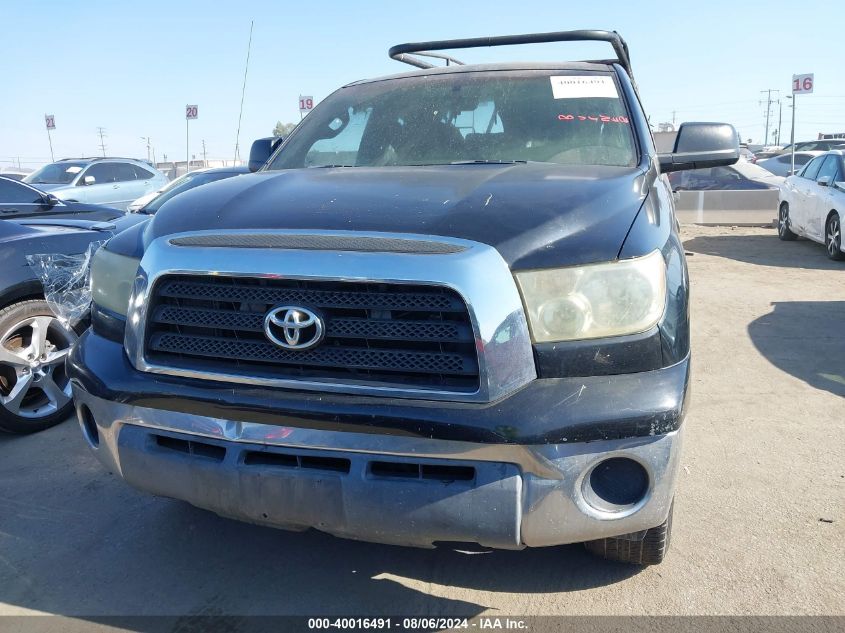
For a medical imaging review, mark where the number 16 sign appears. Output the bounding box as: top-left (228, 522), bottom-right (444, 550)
top-left (792, 74), bottom-right (814, 94)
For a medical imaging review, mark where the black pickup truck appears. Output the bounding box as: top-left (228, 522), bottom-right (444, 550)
top-left (68, 31), bottom-right (738, 564)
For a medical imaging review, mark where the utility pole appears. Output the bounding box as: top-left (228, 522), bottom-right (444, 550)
top-left (671, 110), bottom-right (676, 127)
top-left (776, 100), bottom-right (783, 145)
top-left (96, 127), bottom-right (107, 156)
top-left (202, 139), bottom-right (207, 167)
top-left (786, 95), bottom-right (795, 175)
top-left (759, 89), bottom-right (779, 146)
top-left (140, 136), bottom-right (152, 162)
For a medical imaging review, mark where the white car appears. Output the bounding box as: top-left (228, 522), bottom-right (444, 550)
top-left (757, 150), bottom-right (824, 177)
top-left (778, 150), bottom-right (845, 260)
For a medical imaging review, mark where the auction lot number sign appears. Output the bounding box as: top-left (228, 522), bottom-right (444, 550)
top-left (792, 74), bottom-right (814, 94)
top-left (299, 95), bottom-right (314, 114)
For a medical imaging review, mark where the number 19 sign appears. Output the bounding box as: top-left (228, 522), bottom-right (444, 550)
top-left (299, 95), bottom-right (314, 114)
top-left (792, 74), bottom-right (814, 94)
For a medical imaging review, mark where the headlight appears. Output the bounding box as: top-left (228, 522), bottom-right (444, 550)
top-left (515, 250), bottom-right (667, 342)
top-left (90, 247), bottom-right (141, 317)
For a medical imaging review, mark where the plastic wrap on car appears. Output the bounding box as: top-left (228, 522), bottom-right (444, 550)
top-left (26, 241), bottom-right (105, 327)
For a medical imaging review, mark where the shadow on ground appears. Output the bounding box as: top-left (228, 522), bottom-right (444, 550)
top-left (748, 301), bottom-right (845, 398)
top-left (683, 233), bottom-right (844, 270)
top-left (0, 422), bottom-right (640, 626)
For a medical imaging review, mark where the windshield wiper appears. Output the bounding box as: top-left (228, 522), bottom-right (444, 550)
top-left (310, 164), bottom-right (355, 168)
top-left (449, 160), bottom-right (527, 165)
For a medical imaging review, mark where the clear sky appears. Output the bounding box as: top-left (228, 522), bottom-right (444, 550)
top-left (2, 0), bottom-right (842, 169)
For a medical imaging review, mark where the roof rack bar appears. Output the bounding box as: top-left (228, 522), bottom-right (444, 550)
top-left (392, 51), bottom-right (466, 70)
top-left (389, 29), bottom-right (633, 79)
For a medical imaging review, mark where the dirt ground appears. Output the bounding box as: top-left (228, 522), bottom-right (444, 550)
top-left (0, 225), bottom-right (843, 623)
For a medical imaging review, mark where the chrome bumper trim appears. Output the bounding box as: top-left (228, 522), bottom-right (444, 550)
top-left (74, 389), bottom-right (682, 549)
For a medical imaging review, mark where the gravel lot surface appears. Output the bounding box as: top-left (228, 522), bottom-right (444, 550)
top-left (1, 225), bottom-right (842, 623)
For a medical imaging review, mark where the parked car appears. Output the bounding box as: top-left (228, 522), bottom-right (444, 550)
top-left (774, 140), bottom-right (845, 156)
top-left (0, 214), bottom-right (148, 434)
top-left (668, 161), bottom-right (783, 191)
top-left (127, 166), bottom-right (250, 213)
top-left (739, 145), bottom-right (756, 163)
top-left (756, 151), bottom-right (824, 177)
top-left (1, 176), bottom-right (123, 221)
top-left (23, 158), bottom-right (168, 211)
top-left (752, 146), bottom-right (784, 160)
top-left (69, 30), bottom-right (739, 565)
top-left (778, 150), bottom-right (845, 260)
top-left (668, 161), bottom-right (783, 224)
top-left (0, 169), bottom-right (31, 181)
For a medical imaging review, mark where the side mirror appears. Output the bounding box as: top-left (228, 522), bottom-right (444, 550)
top-left (249, 137), bottom-right (281, 172)
top-left (83, 175), bottom-right (96, 186)
top-left (818, 176), bottom-right (831, 187)
top-left (658, 122), bottom-right (740, 173)
top-left (41, 193), bottom-right (60, 208)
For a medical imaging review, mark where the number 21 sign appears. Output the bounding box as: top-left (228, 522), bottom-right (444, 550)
top-left (792, 74), bottom-right (814, 94)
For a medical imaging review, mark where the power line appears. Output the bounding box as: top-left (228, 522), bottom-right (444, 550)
top-left (233, 20), bottom-right (254, 163)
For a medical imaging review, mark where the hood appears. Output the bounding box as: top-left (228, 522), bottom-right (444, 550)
top-left (146, 163), bottom-right (650, 269)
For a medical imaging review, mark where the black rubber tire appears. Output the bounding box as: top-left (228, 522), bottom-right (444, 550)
top-left (0, 300), bottom-right (77, 434)
top-left (583, 502), bottom-right (674, 565)
top-left (825, 212), bottom-right (845, 261)
top-left (778, 203), bottom-right (798, 241)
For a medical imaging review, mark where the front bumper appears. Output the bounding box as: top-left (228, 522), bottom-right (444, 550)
top-left (69, 332), bottom-right (687, 549)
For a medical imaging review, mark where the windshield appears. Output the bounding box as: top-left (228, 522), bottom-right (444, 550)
top-left (267, 70), bottom-right (637, 170)
top-left (142, 171), bottom-right (240, 213)
top-left (24, 162), bottom-right (87, 184)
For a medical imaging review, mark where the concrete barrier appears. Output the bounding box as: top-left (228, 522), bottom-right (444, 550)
top-left (674, 190), bottom-right (779, 225)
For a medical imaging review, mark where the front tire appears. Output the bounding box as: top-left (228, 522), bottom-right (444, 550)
top-left (583, 502), bottom-right (674, 565)
top-left (0, 300), bottom-right (78, 434)
top-left (778, 203), bottom-right (797, 241)
top-left (826, 213), bottom-right (845, 261)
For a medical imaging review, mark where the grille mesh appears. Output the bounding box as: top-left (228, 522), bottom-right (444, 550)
top-left (145, 275), bottom-right (479, 390)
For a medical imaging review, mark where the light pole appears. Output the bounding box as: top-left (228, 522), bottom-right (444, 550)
top-left (786, 96), bottom-right (795, 175)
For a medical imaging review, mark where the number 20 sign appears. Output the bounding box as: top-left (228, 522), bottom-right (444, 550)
top-left (185, 105), bottom-right (198, 119)
top-left (792, 74), bottom-right (814, 94)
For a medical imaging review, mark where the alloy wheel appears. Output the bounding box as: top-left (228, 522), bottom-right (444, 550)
top-left (0, 316), bottom-right (76, 420)
top-left (827, 215), bottom-right (842, 257)
top-left (778, 205), bottom-right (791, 238)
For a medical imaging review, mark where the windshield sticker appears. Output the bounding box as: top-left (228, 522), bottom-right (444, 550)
top-left (550, 75), bottom-right (618, 99)
top-left (558, 114), bottom-right (629, 123)
top-left (65, 166), bottom-right (83, 174)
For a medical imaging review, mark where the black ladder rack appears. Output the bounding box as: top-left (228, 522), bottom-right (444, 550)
top-left (389, 29), bottom-right (633, 79)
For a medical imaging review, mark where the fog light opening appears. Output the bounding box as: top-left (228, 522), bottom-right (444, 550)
top-left (584, 457), bottom-right (649, 513)
top-left (79, 405), bottom-right (100, 448)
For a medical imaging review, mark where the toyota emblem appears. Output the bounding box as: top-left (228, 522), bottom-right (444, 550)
top-left (263, 306), bottom-right (325, 350)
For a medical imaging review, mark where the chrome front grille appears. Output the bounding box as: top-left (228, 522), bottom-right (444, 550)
top-left (145, 275), bottom-right (480, 391)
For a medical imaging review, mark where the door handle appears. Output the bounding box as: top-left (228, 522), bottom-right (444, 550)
top-left (113, 185), bottom-right (119, 189)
